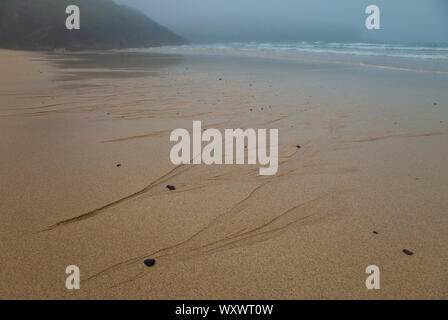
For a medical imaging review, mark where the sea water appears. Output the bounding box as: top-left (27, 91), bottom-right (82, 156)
top-left (142, 42), bottom-right (448, 73)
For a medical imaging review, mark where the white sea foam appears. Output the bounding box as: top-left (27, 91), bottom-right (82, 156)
top-left (145, 42), bottom-right (448, 61)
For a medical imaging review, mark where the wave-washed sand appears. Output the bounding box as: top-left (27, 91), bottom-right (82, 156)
top-left (0, 49), bottom-right (447, 299)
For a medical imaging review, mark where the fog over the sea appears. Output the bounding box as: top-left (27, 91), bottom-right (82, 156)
top-left (115, 0), bottom-right (448, 44)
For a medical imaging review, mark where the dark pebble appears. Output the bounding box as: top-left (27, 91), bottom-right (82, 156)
top-left (143, 259), bottom-right (156, 267)
top-left (373, 231), bottom-right (378, 235)
top-left (296, 145), bottom-right (302, 149)
top-left (434, 102), bottom-right (438, 106)
top-left (166, 185), bottom-right (176, 191)
top-left (116, 164), bottom-right (121, 167)
top-left (218, 78), bottom-right (222, 81)
top-left (403, 249), bottom-right (414, 256)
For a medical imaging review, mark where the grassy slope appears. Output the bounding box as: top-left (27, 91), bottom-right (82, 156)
top-left (0, 0), bottom-right (184, 50)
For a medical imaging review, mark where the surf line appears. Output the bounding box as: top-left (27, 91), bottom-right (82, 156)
top-left (170, 121), bottom-right (278, 175)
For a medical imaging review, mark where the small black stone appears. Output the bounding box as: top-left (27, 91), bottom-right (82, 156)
top-left (143, 259), bottom-right (156, 267)
top-left (166, 185), bottom-right (176, 191)
top-left (403, 249), bottom-right (414, 256)
top-left (116, 164), bottom-right (121, 167)
top-left (296, 145), bottom-right (302, 149)
top-left (434, 102), bottom-right (438, 106)
top-left (218, 78), bottom-right (222, 81)
top-left (373, 231), bottom-right (378, 235)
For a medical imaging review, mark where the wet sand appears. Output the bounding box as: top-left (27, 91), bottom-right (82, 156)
top-left (0, 49), bottom-right (447, 299)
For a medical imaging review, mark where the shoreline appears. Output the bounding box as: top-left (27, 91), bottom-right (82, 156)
top-left (0, 49), bottom-right (447, 299)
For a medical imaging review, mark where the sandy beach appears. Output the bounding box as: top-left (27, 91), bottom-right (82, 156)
top-left (0, 48), bottom-right (447, 299)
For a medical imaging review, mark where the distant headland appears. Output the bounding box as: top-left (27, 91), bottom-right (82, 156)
top-left (0, 0), bottom-right (185, 51)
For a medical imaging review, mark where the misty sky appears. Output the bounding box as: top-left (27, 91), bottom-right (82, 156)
top-left (115, 0), bottom-right (448, 44)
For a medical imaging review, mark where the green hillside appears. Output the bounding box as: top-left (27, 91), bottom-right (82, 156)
top-left (0, 0), bottom-right (185, 50)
